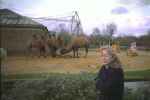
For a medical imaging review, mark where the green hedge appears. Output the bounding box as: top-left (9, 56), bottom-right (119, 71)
top-left (2, 73), bottom-right (96, 100)
top-left (2, 73), bottom-right (150, 100)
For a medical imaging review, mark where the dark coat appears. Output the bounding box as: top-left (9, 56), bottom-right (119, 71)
top-left (95, 65), bottom-right (124, 100)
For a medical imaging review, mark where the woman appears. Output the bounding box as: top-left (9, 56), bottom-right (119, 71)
top-left (95, 47), bottom-right (124, 100)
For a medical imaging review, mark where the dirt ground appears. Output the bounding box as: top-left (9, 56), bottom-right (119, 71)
top-left (1, 50), bottom-right (150, 74)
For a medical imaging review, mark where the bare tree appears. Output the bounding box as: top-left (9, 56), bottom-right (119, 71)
top-left (106, 23), bottom-right (117, 37)
top-left (91, 27), bottom-right (103, 47)
top-left (106, 23), bottom-right (117, 46)
top-left (92, 27), bottom-right (101, 35)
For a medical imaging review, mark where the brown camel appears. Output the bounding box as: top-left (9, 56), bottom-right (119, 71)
top-left (46, 34), bottom-right (61, 57)
top-left (27, 34), bottom-right (47, 57)
top-left (60, 35), bottom-right (89, 58)
top-left (46, 33), bottom-right (89, 58)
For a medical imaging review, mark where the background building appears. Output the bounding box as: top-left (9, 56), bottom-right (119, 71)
top-left (0, 9), bottom-right (49, 55)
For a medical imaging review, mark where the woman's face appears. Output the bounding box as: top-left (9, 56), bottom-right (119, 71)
top-left (100, 49), bottom-right (112, 65)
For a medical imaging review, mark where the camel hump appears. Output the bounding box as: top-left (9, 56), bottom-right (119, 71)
top-left (47, 37), bottom-right (57, 46)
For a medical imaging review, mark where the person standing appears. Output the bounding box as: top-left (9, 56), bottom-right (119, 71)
top-left (95, 47), bottom-right (124, 100)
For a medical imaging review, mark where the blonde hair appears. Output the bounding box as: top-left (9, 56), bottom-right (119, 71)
top-left (99, 47), bottom-right (122, 68)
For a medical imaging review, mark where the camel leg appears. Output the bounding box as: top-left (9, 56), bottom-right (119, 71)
top-left (51, 46), bottom-right (57, 57)
top-left (73, 49), bottom-right (75, 58)
top-left (77, 48), bottom-right (79, 58)
top-left (84, 46), bottom-right (88, 58)
top-left (42, 47), bottom-right (47, 58)
top-left (41, 50), bottom-right (46, 58)
top-left (72, 47), bottom-right (77, 58)
top-left (38, 48), bottom-right (42, 58)
top-left (30, 48), bottom-right (34, 58)
top-left (43, 51), bottom-right (47, 58)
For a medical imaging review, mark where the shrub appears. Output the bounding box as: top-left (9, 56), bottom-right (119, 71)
top-left (2, 73), bottom-right (150, 100)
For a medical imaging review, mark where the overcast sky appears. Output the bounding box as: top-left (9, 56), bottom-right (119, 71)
top-left (0, 0), bottom-right (150, 36)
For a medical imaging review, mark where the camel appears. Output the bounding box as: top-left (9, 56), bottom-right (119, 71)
top-left (39, 34), bottom-right (89, 58)
top-left (47, 34), bottom-right (61, 57)
top-left (27, 34), bottom-right (47, 57)
top-left (60, 35), bottom-right (89, 58)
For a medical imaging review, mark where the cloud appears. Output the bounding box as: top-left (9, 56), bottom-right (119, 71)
top-left (118, 0), bottom-right (150, 6)
top-left (111, 6), bottom-right (128, 14)
top-left (117, 16), bottom-right (150, 36)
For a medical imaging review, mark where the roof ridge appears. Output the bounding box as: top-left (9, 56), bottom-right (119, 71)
top-left (0, 9), bottom-right (44, 27)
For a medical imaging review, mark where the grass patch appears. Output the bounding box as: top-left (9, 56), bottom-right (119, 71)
top-left (2, 69), bottom-right (150, 81)
top-left (125, 69), bottom-right (150, 81)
